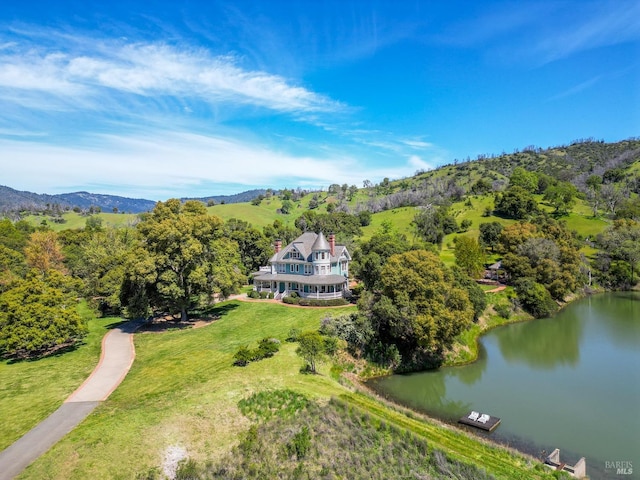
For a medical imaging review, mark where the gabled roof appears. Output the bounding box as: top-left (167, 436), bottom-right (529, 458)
top-left (269, 232), bottom-right (349, 263)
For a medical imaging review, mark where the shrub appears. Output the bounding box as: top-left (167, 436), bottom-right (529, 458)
top-left (233, 346), bottom-right (253, 366)
top-left (267, 292), bottom-right (274, 299)
top-left (297, 298), bottom-right (348, 307)
top-left (282, 296), bottom-right (300, 305)
top-left (289, 291), bottom-right (299, 298)
top-left (286, 328), bottom-right (301, 342)
top-left (285, 426), bottom-right (311, 460)
top-left (514, 277), bottom-right (558, 318)
top-left (234, 338), bottom-right (280, 366)
top-left (255, 338), bottom-right (280, 359)
top-left (259, 291), bottom-right (269, 299)
top-left (247, 290), bottom-right (260, 299)
top-left (494, 303), bottom-right (512, 319)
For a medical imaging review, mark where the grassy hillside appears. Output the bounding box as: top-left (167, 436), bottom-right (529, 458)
top-left (18, 301), bottom-right (548, 479)
top-left (22, 212), bottom-right (138, 231)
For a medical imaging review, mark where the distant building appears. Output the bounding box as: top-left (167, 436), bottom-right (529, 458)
top-left (252, 232), bottom-right (350, 300)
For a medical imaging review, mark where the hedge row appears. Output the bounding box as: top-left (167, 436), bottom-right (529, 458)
top-left (282, 296), bottom-right (348, 307)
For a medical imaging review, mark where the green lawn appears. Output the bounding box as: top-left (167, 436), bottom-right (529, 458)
top-left (207, 201), bottom-right (296, 228)
top-left (0, 304), bottom-right (118, 450)
top-left (19, 300), bottom-right (546, 479)
top-left (23, 212), bottom-right (139, 231)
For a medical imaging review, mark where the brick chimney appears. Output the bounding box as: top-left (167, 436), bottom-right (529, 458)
top-left (328, 233), bottom-right (335, 256)
top-left (274, 239), bottom-right (282, 253)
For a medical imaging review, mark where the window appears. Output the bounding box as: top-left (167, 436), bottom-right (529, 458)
top-left (304, 265), bottom-right (312, 275)
top-left (321, 266), bottom-right (326, 274)
top-left (277, 264), bottom-right (285, 273)
top-left (290, 250), bottom-right (300, 259)
top-left (321, 252), bottom-right (325, 259)
top-left (315, 266), bottom-right (319, 274)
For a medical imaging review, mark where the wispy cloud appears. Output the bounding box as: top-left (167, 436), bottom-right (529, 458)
top-left (438, 1), bottom-right (640, 65)
top-left (548, 75), bottom-right (603, 102)
top-left (0, 131), bottom-right (425, 198)
top-left (0, 32), bottom-right (342, 115)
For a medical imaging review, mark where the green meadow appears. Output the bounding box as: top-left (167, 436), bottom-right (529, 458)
top-left (16, 300), bottom-right (549, 479)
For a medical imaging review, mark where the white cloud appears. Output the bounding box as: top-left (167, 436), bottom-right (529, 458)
top-left (0, 131), bottom-right (424, 199)
top-left (0, 37), bottom-right (341, 114)
top-left (408, 155), bottom-right (433, 171)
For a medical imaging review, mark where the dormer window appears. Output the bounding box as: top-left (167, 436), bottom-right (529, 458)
top-left (290, 249), bottom-right (300, 259)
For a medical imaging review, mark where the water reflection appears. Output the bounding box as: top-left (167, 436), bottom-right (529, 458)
top-left (495, 312), bottom-right (583, 369)
top-left (368, 293), bottom-right (640, 480)
top-left (589, 292), bottom-right (640, 348)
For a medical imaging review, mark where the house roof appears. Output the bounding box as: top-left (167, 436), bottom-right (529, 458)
top-left (311, 231), bottom-right (330, 251)
top-left (253, 273), bottom-right (347, 286)
top-left (269, 232), bottom-right (350, 263)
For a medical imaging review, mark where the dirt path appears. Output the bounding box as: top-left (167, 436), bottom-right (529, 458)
top-left (0, 320), bottom-right (142, 480)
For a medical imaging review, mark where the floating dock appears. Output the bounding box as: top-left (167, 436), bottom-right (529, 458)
top-left (458, 411), bottom-right (501, 432)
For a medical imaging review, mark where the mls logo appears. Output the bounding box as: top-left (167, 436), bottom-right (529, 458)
top-left (605, 460), bottom-right (633, 475)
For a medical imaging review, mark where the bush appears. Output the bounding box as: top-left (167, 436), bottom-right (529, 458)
top-left (259, 291), bottom-right (269, 299)
top-left (282, 296), bottom-right (300, 305)
top-left (268, 292), bottom-right (274, 299)
top-left (247, 290), bottom-right (260, 299)
top-left (289, 291), bottom-right (299, 298)
top-left (514, 277), bottom-right (558, 318)
top-left (233, 346), bottom-right (253, 366)
top-left (297, 298), bottom-right (348, 307)
top-left (234, 338), bottom-right (281, 366)
top-left (494, 303), bottom-right (512, 319)
top-left (285, 426), bottom-right (311, 460)
top-left (286, 328), bottom-right (301, 342)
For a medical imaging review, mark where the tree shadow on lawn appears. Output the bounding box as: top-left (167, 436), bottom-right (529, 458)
top-left (137, 303), bottom-right (239, 334)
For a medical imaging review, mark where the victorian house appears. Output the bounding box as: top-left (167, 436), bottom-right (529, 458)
top-left (252, 232), bottom-right (350, 300)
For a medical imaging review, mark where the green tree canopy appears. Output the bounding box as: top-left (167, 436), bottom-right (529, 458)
top-left (296, 330), bottom-right (325, 373)
top-left (0, 270), bottom-right (85, 359)
top-left (494, 186), bottom-right (538, 219)
top-left (361, 250), bottom-right (473, 370)
top-left (454, 236), bottom-right (486, 279)
top-left (509, 167), bottom-right (538, 193)
top-left (132, 199), bottom-right (244, 321)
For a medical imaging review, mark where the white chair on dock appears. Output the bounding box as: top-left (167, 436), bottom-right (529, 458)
top-left (478, 414), bottom-right (490, 424)
top-left (468, 411), bottom-right (480, 421)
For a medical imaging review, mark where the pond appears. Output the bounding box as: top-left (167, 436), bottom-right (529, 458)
top-left (368, 292), bottom-right (640, 479)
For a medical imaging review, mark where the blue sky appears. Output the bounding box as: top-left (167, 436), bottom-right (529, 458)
top-left (1, 1), bottom-right (638, 200)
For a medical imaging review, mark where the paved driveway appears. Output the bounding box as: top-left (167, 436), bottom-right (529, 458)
top-left (0, 320), bottom-right (141, 480)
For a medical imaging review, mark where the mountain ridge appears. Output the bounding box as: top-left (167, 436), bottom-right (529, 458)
top-left (0, 186), bottom-right (267, 214)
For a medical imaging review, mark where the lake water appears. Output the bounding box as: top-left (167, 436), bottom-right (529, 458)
top-left (368, 292), bottom-right (640, 479)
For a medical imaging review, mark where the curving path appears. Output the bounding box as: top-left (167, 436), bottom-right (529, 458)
top-left (0, 320), bottom-right (142, 480)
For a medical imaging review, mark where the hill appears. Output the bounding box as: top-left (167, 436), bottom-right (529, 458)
top-left (0, 186), bottom-right (268, 215)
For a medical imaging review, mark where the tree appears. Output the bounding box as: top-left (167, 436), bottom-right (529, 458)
top-left (0, 270), bottom-right (86, 358)
top-left (413, 205), bottom-right (457, 247)
top-left (509, 167), bottom-right (538, 193)
top-left (133, 199), bottom-right (244, 321)
top-left (296, 330), bottom-right (325, 373)
top-left (454, 236), bottom-right (486, 278)
top-left (597, 220), bottom-right (640, 287)
top-left (24, 230), bottom-right (66, 275)
top-left (478, 222), bottom-right (503, 252)
top-left (514, 277), bottom-right (558, 318)
top-left (494, 186), bottom-right (538, 219)
top-left (543, 182), bottom-right (577, 215)
top-left (361, 250), bottom-right (473, 370)
top-left (280, 199), bottom-right (293, 214)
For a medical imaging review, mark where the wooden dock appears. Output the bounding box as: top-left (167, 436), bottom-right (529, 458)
top-left (458, 411), bottom-right (501, 432)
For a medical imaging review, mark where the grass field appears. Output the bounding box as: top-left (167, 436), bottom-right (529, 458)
top-left (23, 212), bottom-right (139, 231)
top-left (0, 304), bottom-right (118, 451)
top-left (17, 300), bottom-right (548, 479)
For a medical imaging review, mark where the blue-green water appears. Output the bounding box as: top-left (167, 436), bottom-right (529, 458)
top-left (368, 292), bottom-right (640, 479)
